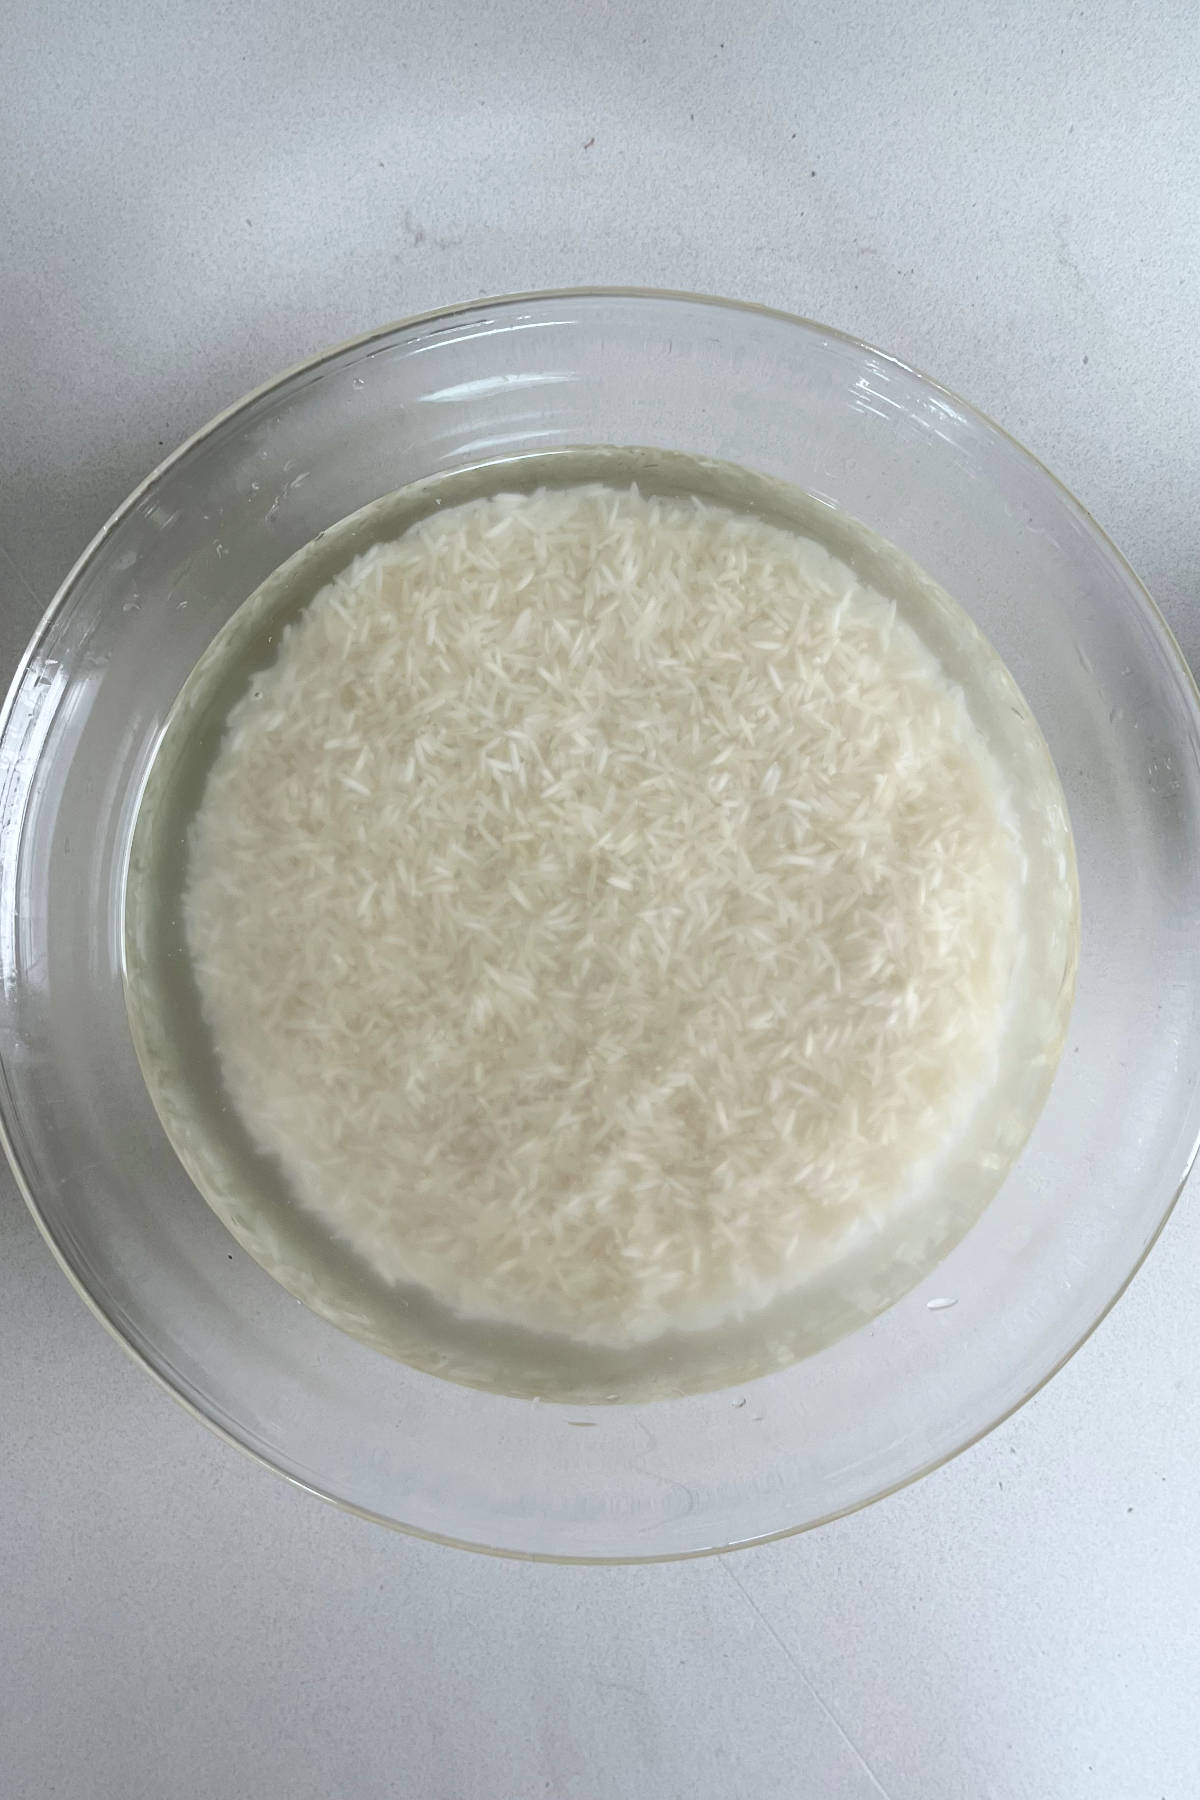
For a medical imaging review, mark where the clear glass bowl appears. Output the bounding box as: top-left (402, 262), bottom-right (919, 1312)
top-left (3, 289), bottom-right (1200, 1561)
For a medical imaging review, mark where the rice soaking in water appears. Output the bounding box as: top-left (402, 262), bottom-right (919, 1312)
top-left (125, 449), bottom-right (1078, 1401)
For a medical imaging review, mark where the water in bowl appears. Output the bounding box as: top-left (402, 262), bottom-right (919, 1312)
top-left (124, 447), bottom-right (1077, 1402)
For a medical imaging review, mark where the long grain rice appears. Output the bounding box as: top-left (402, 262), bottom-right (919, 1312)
top-left (184, 484), bottom-right (1022, 1345)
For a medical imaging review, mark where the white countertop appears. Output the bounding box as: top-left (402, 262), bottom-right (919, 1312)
top-left (3, 3), bottom-right (1199, 1794)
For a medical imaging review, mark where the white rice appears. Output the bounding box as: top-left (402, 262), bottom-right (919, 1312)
top-left (184, 483), bottom-right (1023, 1346)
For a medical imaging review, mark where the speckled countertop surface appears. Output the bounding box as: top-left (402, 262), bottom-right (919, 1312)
top-left (3, 3), bottom-right (1199, 1795)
